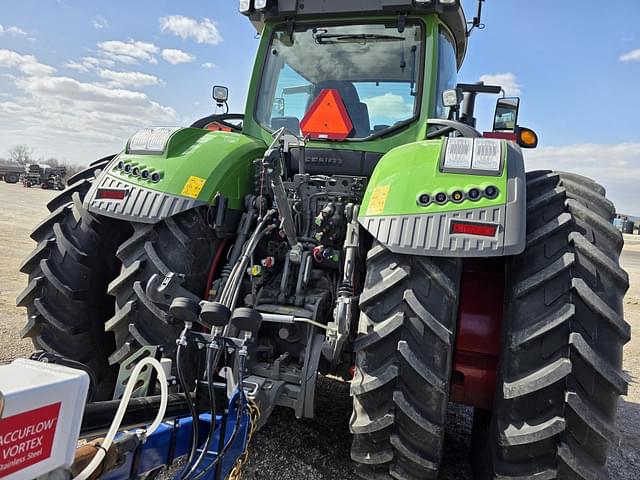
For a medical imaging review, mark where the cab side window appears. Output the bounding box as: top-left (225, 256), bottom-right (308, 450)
top-left (435, 28), bottom-right (458, 119)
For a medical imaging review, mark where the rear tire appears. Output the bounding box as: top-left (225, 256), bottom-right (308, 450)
top-left (479, 171), bottom-right (630, 479)
top-left (106, 209), bottom-right (218, 376)
top-left (5, 174), bottom-right (19, 184)
top-left (350, 243), bottom-right (462, 480)
top-left (17, 156), bottom-right (129, 400)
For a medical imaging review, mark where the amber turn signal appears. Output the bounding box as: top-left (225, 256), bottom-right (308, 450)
top-left (517, 128), bottom-right (538, 149)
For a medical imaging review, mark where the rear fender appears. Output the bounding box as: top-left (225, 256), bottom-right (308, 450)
top-left (358, 138), bottom-right (526, 257)
top-left (85, 128), bottom-right (266, 224)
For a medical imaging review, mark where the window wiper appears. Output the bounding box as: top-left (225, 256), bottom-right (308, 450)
top-left (314, 33), bottom-right (405, 45)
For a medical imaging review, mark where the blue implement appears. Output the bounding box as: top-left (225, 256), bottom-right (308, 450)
top-left (101, 391), bottom-right (249, 480)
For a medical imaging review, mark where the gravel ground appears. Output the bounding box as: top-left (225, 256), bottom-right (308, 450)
top-left (1, 181), bottom-right (639, 479)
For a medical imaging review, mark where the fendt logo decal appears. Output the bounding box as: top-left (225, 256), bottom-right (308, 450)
top-left (305, 156), bottom-right (344, 167)
top-left (0, 402), bottom-right (60, 478)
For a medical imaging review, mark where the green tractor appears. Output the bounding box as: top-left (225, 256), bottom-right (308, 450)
top-left (18, 1), bottom-right (629, 478)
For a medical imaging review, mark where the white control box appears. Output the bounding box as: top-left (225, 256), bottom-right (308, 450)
top-left (0, 359), bottom-right (89, 480)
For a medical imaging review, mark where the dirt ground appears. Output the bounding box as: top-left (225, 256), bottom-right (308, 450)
top-left (0, 181), bottom-right (638, 479)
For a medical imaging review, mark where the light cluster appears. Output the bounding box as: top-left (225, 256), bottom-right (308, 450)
top-left (417, 185), bottom-right (499, 207)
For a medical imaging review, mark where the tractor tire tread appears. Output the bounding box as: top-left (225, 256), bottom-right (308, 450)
top-left (17, 158), bottom-right (125, 399)
top-left (108, 209), bottom-right (217, 378)
top-left (484, 170), bottom-right (627, 479)
top-left (350, 244), bottom-right (461, 480)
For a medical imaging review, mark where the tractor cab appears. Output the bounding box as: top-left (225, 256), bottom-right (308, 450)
top-left (254, 22), bottom-right (424, 140)
top-left (233, 0), bottom-right (469, 173)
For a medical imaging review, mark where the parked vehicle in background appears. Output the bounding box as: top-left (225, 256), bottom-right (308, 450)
top-left (21, 163), bottom-right (67, 190)
top-left (0, 162), bottom-right (25, 184)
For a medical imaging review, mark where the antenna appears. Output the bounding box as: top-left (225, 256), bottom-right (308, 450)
top-left (466, 0), bottom-right (486, 37)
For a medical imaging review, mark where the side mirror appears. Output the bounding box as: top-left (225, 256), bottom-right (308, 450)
top-left (493, 97), bottom-right (520, 132)
top-left (212, 85), bottom-right (229, 106)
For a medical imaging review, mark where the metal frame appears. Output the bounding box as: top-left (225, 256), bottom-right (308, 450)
top-left (450, 258), bottom-right (504, 410)
top-left (100, 396), bottom-right (249, 480)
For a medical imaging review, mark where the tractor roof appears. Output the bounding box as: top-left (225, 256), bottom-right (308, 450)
top-left (245, 0), bottom-right (468, 68)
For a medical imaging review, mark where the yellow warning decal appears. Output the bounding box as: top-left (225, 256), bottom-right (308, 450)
top-left (368, 185), bottom-right (390, 215)
top-left (181, 176), bottom-right (206, 199)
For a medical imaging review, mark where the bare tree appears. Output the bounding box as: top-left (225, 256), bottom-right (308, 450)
top-left (7, 145), bottom-right (34, 166)
top-left (45, 157), bottom-right (61, 168)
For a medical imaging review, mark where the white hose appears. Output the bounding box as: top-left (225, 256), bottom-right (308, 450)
top-left (73, 357), bottom-right (169, 480)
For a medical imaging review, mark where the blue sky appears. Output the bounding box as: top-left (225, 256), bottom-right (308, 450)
top-left (1, 0), bottom-right (639, 212)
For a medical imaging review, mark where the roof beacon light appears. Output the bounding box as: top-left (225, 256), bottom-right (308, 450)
top-left (472, 138), bottom-right (502, 172)
top-left (443, 138), bottom-right (473, 170)
top-left (128, 127), bottom-right (180, 155)
top-left (239, 0), bottom-right (252, 13)
top-left (254, 0), bottom-right (268, 9)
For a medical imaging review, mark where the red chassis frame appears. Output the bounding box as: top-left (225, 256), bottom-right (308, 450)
top-left (450, 258), bottom-right (505, 410)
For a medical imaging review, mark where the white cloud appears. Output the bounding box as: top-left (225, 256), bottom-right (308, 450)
top-left (0, 49), bottom-right (177, 165)
top-left (202, 62), bottom-right (216, 69)
top-left (93, 16), bottom-right (108, 30)
top-left (479, 72), bottom-right (522, 96)
top-left (0, 49), bottom-right (56, 76)
top-left (620, 49), bottom-right (640, 62)
top-left (363, 93), bottom-right (413, 122)
top-left (159, 15), bottom-right (223, 45)
top-left (65, 56), bottom-right (115, 73)
top-left (161, 48), bottom-right (195, 65)
top-left (526, 143), bottom-right (640, 214)
top-left (98, 69), bottom-right (163, 88)
top-left (97, 40), bottom-right (159, 65)
top-left (0, 24), bottom-right (28, 37)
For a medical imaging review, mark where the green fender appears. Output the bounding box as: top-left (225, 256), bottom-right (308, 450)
top-left (358, 138), bottom-right (526, 257)
top-left (85, 128), bottom-right (267, 223)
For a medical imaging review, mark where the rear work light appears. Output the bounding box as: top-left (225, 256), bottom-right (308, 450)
top-left (127, 127), bottom-right (180, 155)
top-left (95, 188), bottom-right (128, 200)
top-left (441, 138), bottom-right (503, 175)
top-left (451, 220), bottom-right (498, 237)
top-left (443, 138), bottom-right (473, 169)
top-left (472, 139), bottom-right (501, 172)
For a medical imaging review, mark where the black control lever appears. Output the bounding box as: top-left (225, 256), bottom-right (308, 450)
top-left (230, 308), bottom-right (263, 337)
top-left (263, 128), bottom-right (304, 262)
top-left (146, 272), bottom-right (201, 307)
top-left (169, 297), bottom-right (201, 324)
top-left (199, 301), bottom-right (231, 330)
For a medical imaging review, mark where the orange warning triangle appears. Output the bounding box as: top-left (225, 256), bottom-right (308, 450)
top-left (300, 89), bottom-right (353, 140)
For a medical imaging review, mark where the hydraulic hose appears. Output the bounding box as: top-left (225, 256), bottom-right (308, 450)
top-left (191, 349), bottom-right (248, 480)
top-left (72, 357), bottom-right (168, 480)
top-left (220, 211), bottom-right (275, 309)
top-left (227, 230), bottom-right (269, 310)
top-left (177, 340), bottom-right (201, 480)
top-left (181, 346), bottom-right (222, 480)
top-left (191, 394), bottom-right (244, 480)
top-left (204, 239), bottom-right (229, 300)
